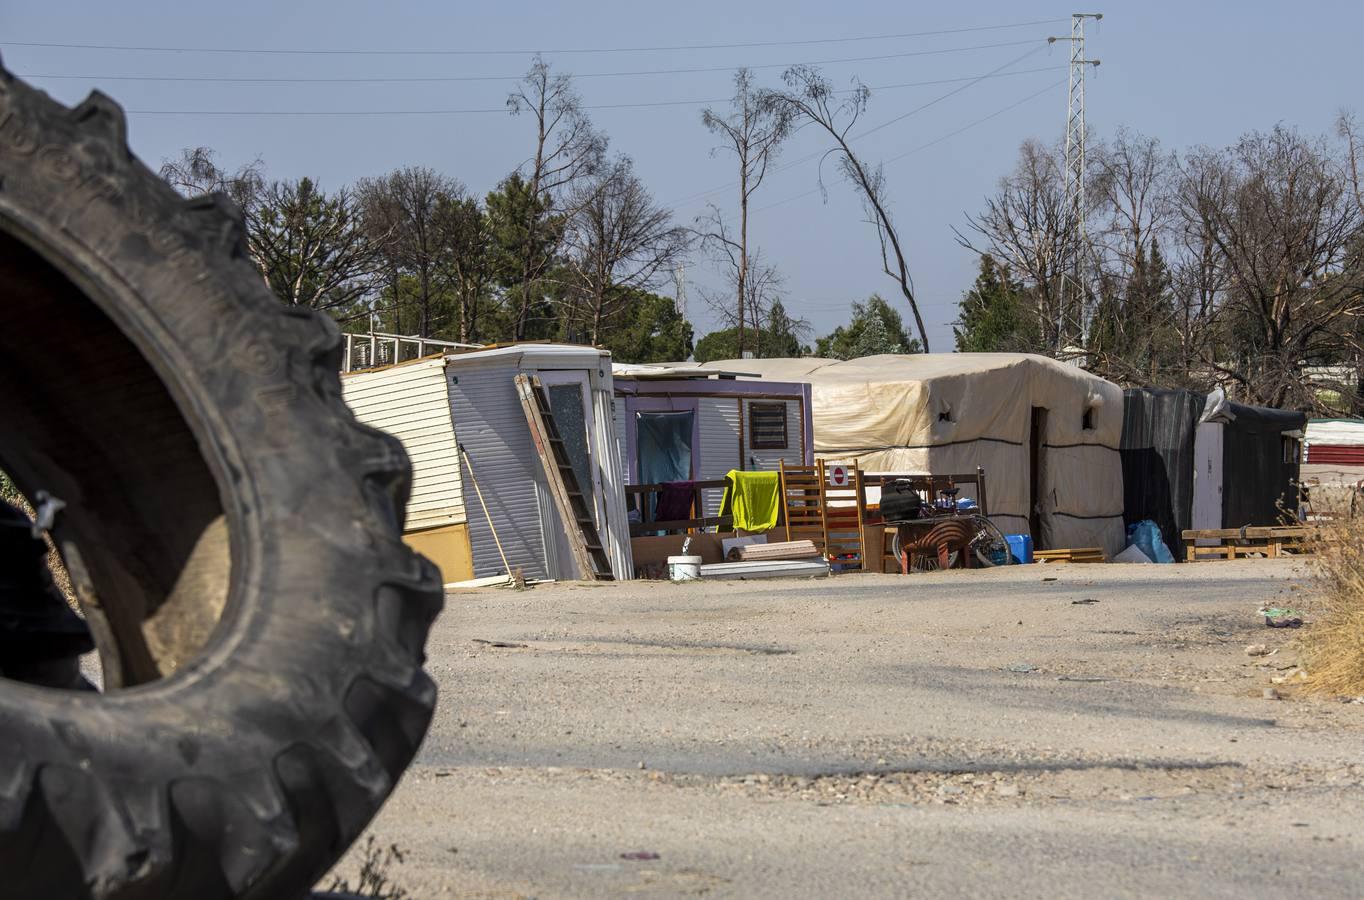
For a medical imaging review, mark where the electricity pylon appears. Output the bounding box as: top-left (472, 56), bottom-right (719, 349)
top-left (1049, 13), bottom-right (1102, 353)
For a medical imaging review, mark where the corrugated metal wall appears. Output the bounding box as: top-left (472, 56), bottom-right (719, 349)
top-left (341, 358), bottom-right (465, 530)
top-left (612, 396), bottom-right (629, 489)
top-left (696, 398), bottom-right (740, 515)
top-left (447, 360), bottom-right (551, 580)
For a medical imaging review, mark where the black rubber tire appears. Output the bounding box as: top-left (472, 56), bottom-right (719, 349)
top-left (0, 66), bottom-right (443, 898)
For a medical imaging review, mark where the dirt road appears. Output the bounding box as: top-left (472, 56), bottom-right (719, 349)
top-left (326, 561), bottom-right (1364, 898)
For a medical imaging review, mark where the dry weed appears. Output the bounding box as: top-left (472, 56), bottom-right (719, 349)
top-left (1301, 506), bottom-right (1364, 697)
top-left (323, 835), bottom-right (410, 899)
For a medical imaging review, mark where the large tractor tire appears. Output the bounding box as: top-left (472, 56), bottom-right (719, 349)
top-left (0, 65), bottom-right (444, 897)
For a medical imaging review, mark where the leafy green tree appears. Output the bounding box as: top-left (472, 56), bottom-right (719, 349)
top-left (815, 294), bottom-right (921, 359)
top-left (694, 300), bottom-right (808, 361)
top-left (1088, 238), bottom-right (1179, 381)
top-left (434, 193), bottom-right (496, 342)
top-left (486, 174), bottom-right (564, 341)
top-left (597, 289), bottom-right (693, 363)
top-left (953, 255), bottom-right (1042, 352)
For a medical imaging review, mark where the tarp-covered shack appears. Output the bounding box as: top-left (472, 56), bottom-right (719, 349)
top-left (697, 354), bottom-right (1126, 556)
top-left (1122, 387), bottom-right (1306, 553)
top-left (1191, 389), bottom-right (1306, 533)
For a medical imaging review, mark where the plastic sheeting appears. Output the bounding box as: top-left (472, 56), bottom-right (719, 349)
top-left (696, 354), bottom-right (1126, 556)
top-left (1120, 388), bottom-right (1202, 559)
top-left (1201, 394), bottom-right (1306, 528)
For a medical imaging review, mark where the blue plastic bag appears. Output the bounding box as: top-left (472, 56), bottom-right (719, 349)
top-left (1126, 519), bottom-right (1174, 564)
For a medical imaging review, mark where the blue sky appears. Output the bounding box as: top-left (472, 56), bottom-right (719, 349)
top-left (4, 1), bottom-right (1361, 350)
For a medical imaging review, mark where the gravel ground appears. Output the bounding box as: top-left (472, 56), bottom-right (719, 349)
top-left (324, 561), bottom-right (1364, 898)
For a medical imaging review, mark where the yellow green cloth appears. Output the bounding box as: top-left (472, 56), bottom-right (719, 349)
top-left (720, 470), bottom-right (781, 533)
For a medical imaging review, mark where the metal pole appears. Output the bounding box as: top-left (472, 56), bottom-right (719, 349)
top-left (459, 443), bottom-right (512, 576)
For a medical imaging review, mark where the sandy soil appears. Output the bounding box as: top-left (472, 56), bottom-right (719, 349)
top-left (325, 561), bottom-right (1364, 898)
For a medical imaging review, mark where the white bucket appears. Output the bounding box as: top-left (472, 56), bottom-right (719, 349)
top-left (667, 555), bottom-right (703, 582)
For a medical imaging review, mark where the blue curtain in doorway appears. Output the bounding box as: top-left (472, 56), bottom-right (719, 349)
top-left (637, 411), bottom-right (694, 518)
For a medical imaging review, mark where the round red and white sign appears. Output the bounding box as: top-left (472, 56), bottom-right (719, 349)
top-left (828, 464), bottom-right (849, 487)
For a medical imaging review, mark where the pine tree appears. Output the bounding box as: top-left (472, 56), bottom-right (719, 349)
top-left (953, 256), bottom-right (1039, 352)
top-left (815, 294), bottom-right (920, 359)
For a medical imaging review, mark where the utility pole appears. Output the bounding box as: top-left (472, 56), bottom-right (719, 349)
top-left (672, 262), bottom-right (688, 324)
top-left (1049, 13), bottom-right (1102, 354)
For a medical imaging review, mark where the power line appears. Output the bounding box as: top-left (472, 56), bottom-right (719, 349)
top-left (753, 77), bottom-right (1065, 213)
top-left (0, 19), bottom-right (1067, 57)
top-left (666, 43), bottom-right (1049, 210)
top-left (112, 66), bottom-right (1064, 116)
top-left (18, 38), bottom-right (1046, 87)
top-left (32, 61), bottom-right (1063, 88)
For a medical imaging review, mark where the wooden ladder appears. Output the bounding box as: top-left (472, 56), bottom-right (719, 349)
top-left (514, 374), bottom-right (614, 581)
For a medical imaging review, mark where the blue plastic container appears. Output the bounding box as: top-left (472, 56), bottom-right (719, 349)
top-left (1005, 533), bottom-right (1034, 564)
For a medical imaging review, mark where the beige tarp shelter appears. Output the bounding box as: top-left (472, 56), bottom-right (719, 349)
top-left (697, 354), bottom-right (1126, 556)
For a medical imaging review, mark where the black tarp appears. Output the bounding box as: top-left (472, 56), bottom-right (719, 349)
top-left (1120, 389), bottom-right (1202, 558)
top-left (1208, 400), bottom-right (1306, 528)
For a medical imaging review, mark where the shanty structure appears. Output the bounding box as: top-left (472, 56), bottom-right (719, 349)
top-left (342, 345), bottom-right (633, 583)
top-left (612, 362), bottom-right (813, 517)
top-left (1303, 418), bottom-right (1364, 484)
top-left (697, 354), bottom-right (1126, 556)
top-left (1122, 387), bottom-right (1306, 554)
top-left (1189, 389), bottom-right (1305, 534)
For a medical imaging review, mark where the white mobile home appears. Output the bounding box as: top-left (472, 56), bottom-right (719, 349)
top-left (343, 345), bottom-right (633, 582)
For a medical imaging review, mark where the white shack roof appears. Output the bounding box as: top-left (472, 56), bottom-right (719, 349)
top-left (694, 353), bottom-right (1124, 452)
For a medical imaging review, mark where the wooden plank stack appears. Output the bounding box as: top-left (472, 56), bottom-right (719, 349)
top-left (726, 540), bottom-right (820, 562)
top-left (1034, 548), bottom-right (1107, 564)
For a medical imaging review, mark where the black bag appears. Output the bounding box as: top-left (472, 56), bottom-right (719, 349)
top-left (880, 481), bottom-right (926, 522)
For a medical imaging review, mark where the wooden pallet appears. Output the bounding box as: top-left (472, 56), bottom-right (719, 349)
top-left (778, 461), bottom-right (866, 569)
top-left (779, 461), bottom-right (826, 553)
top-left (1034, 548), bottom-right (1106, 564)
top-left (822, 461), bottom-right (864, 570)
top-left (1181, 526), bottom-right (1316, 561)
top-left (514, 374), bottom-right (614, 580)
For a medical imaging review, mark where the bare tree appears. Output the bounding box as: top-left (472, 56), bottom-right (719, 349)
top-left (957, 139), bottom-right (1076, 351)
top-left (562, 156), bottom-right (691, 345)
top-left (251, 178), bottom-right (381, 315)
top-left (506, 56), bottom-right (607, 340)
top-left (700, 68), bottom-right (793, 357)
top-left (357, 167), bottom-right (459, 337)
top-left (159, 147), bottom-right (267, 271)
top-left (769, 65), bottom-right (930, 352)
top-left (1092, 128), bottom-right (1176, 278)
top-left (1339, 110), bottom-right (1364, 218)
top-left (696, 206), bottom-right (797, 355)
top-left (1084, 129), bottom-right (1181, 380)
top-left (159, 146), bottom-right (264, 210)
top-left (1176, 127), bottom-right (1364, 408)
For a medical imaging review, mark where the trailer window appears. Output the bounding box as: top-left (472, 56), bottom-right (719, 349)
top-left (749, 403), bottom-right (788, 450)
